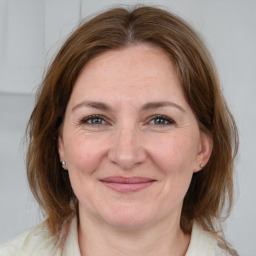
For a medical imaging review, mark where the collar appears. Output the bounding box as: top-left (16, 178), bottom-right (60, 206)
top-left (185, 222), bottom-right (217, 256)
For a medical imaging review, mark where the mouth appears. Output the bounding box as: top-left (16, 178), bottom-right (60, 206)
top-left (99, 176), bottom-right (156, 193)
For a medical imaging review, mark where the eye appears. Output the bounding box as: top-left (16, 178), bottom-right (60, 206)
top-left (148, 115), bottom-right (175, 126)
top-left (80, 115), bottom-right (107, 125)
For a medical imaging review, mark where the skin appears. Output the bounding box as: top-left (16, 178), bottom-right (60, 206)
top-left (58, 43), bottom-right (212, 256)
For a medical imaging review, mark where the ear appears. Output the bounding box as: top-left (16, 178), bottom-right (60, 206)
top-left (194, 131), bottom-right (213, 173)
top-left (58, 135), bottom-right (67, 170)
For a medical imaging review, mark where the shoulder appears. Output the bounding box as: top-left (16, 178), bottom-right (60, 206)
top-left (0, 221), bottom-right (60, 256)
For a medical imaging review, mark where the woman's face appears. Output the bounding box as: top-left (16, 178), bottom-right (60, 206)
top-left (58, 44), bottom-right (212, 230)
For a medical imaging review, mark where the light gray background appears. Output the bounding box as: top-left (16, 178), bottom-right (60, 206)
top-left (0, 0), bottom-right (255, 255)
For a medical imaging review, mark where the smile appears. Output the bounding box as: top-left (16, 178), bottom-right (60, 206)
top-left (100, 176), bottom-right (156, 193)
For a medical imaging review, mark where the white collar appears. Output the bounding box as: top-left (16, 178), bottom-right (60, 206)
top-left (185, 222), bottom-right (217, 256)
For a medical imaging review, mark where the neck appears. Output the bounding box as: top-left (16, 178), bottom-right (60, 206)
top-left (78, 210), bottom-right (190, 256)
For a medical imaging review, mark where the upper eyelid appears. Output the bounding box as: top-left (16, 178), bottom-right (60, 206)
top-left (146, 114), bottom-right (175, 122)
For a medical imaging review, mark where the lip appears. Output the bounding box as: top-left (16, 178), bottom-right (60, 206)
top-left (100, 176), bottom-right (156, 193)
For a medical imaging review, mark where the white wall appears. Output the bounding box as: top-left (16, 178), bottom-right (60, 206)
top-left (0, 1), bottom-right (255, 255)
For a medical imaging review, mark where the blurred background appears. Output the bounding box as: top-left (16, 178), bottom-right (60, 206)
top-left (0, 1), bottom-right (255, 255)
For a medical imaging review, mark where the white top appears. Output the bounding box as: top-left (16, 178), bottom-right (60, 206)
top-left (0, 217), bottom-right (230, 256)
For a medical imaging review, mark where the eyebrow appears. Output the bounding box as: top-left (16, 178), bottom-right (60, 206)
top-left (72, 101), bottom-right (112, 112)
top-left (72, 101), bottom-right (186, 113)
top-left (141, 101), bottom-right (186, 112)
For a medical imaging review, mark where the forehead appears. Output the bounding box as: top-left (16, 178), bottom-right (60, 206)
top-left (68, 43), bottom-right (187, 108)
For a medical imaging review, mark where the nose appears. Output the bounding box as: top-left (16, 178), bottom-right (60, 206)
top-left (108, 125), bottom-right (147, 170)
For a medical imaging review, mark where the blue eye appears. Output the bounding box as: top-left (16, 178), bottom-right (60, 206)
top-left (81, 115), bottom-right (106, 125)
top-left (149, 115), bottom-right (174, 125)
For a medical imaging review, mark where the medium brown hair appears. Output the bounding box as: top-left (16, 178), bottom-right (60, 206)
top-left (26, 5), bottom-right (238, 254)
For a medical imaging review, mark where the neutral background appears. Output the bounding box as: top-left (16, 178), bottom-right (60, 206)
top-left (0, 0), bottom-right (255, 255)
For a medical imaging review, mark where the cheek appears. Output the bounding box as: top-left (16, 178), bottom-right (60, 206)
top-left (65, 133), bottom-right (106, 174)
top-left (151, 134), bottom-right (197, 174)
top-left (148, 132), bottom-right (199, 198)
top-left (145, 134), bottom-right (198, 213)
top-left (64, 134), bottom-right (108, 204)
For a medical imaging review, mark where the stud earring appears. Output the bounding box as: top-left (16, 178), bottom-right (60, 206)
top-left (61, 161), bottom-right (66, 166)
top-left (200, 164), bottom-right (204, 168)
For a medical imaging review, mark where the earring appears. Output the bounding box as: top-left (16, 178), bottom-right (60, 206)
top-left (200, 164), bottom-right (204, 168)
top-left (61, 161), bottom-right (66, 166)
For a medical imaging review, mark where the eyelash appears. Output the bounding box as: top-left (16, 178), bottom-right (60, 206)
top-left (80, 114), bottom-right (107, 125)
top-left (148, 115), bottom-right (175, 126)
top-left (79, 114), bottom-right (175, 126)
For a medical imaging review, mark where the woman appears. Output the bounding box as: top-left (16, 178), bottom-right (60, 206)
top-left (0, 6), bottom-right (239, 256)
